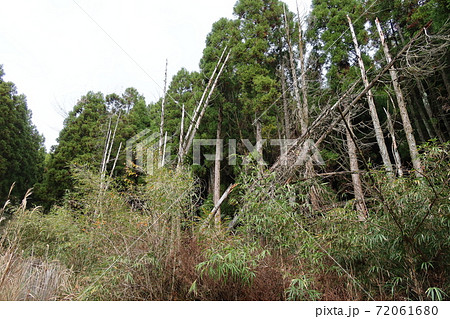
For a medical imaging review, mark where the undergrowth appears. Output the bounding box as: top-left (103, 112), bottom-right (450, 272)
top-left (0, 143), bottom-right (448, 300)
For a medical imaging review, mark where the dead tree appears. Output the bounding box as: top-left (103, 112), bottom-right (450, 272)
top-left (213, 105), bottom-right (223, 226)
top-left (159, 59), bottom-right (168, 164)
top-left (270, 22), bottom-right (426, 182)
top-left (202, 183), bottom-right (237, 230)
top-left (179, 48), bottom-right (231, 164)
top-left (279, 60), bottom-right (291, 139)
top-left (297, 2), bottom-right (309, 132)
top-left (376, 17), bottom-right (423, 177)
top-left (384, 105), bottom-right (403, 176)
top-left (344, 108), bottom-right (367, 221)
top-left (348, 15), bottom-right (393, 174)
top-left (177, 104), bottom-right (185, 168)
top-left (283, 5), bottom-right (306, 133)
top-left (96, 112), bottom-right (121, 216)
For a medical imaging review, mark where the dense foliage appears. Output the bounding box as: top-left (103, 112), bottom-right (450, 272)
top-left (0, 65), bottom-right (45, 202)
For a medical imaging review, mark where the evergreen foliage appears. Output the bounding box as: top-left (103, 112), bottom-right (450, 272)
top-left (0, 65), bottom-right (45, 202)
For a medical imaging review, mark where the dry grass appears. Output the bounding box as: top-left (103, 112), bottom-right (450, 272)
top-left (0, 248), bottom-right (72, 300)
top-left (0, 186), bottom-right (72, 301)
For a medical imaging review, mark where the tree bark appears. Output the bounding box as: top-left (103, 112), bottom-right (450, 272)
top-left (255, 118), bottom-right (264, 167)
top-left (376, 18), bottom-right (423, 177)
top-left (202, 183), bottom-right (236, 230)
top-left (182, 50), bottom-right (231, 160)
top-left (298, 12), bottom-right (309, 132)
top-left (284, 5), bottom-right (306, 133)
top-left (161, 131), bottom-right (168, 167)
top-left (384, 108), bottom-right (403, 176)
top-left (159, 59), bottom-right (168, 163)
top-left (183, 47), bottom-right (227, 150)
top-left (345, 110), bottom-right (367, 221)
top-left (177, 104), bottom-right (185, 168)
top-left (213, 105), bottom-right (223, 226)
top-left (298, 11), bottom-right (319, 210)
top-left (348, 15), bottom-right (393, 174)
top-left (271, 23), bottom-right (425, 177)
top-left (280, 61), bottom-right (291, 139)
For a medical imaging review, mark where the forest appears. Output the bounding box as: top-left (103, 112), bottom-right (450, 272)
top-left (0, 0), bottom-right (449, 301)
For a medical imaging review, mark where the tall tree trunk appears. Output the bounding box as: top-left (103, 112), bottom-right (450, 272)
top-left (256, 118), bottom-right (263, 162)
top-left (161, 131), bottom-right (168, 167)
top-left (384, 107), bottom-right (403, 176)
top-left (182, 50), bottom-right (231, 160)
top-left (177, 104), bottom-right (185, 168)
top-left (348, 15), bottom-right (393, 174)
top-left (298, 9), bottom-right (320, 210)
top-left (183, 48), bottom-right (227, 150)
top-left (284, 5), bottom-right (306, 133)
top-left (298, 20), bottom-right (309, 132)
top-left (202, 184), bottom-right (236, 230)
top-left (376, 18), bottom-right (422, 177)
top-left (213, 105), bottom-right (223, 226)
top-left (415, 78), bottom-right (445, 142)
top-left (159, 59), bottom-right (168, 164)
top-left (280, 61), bottom-right (291, 139)
top-left (345, 110), bottom-right (367, 221)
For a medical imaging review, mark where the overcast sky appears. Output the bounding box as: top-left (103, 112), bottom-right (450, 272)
top-left (0, 0), bottom-right (311, 150)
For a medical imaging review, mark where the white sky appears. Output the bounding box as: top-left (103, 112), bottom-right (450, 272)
top-left (0, 0), bottom-right (311, 150)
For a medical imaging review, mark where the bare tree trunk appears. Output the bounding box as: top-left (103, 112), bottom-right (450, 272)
top-left (208, 167), bottom-right (214, 198)
top-left (159, 59), bottom-right (168, 162)
top-left (97, 113), bottom-right (121, 216)
top-left (298, 8), bottom-right (309, 132)
top-left (384, 107), bottom-right (403, 176)
top-left (345, 111), bottom-right (368, 221)
top-left (183, 47), bottom-right (228, 148)
top-left (348, 15), bottom-right (393, 174)
top-left (280, 61), bottom-right (291, 139)
top-left (415, 78), bottom-right (445, 142)
top-left (177, 104), bottom-right (185, 168)
top-left (101, 117), bottom-right (112, 177)
top-left (202, 184), bottom-right (236, 230)
top-left (284, 5), bottom-right (306, 133)
top-left (161, 131), bottom-right (168, 167)
top-left (182, 50), bottom-right (231, 160)
top-left (376, 18), bottom-right (422, 177)
top-left (255, 118), bottom-right (264, 166)
top-left (271, 24), bottom-right (425, 179)
top-left (298, 10), bottom-right (320, 210)
top-left (213, 105), bottom-right (223, 226)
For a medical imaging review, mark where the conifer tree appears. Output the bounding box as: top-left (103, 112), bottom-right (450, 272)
top-left (0, 65), bottom-right (45, 202)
